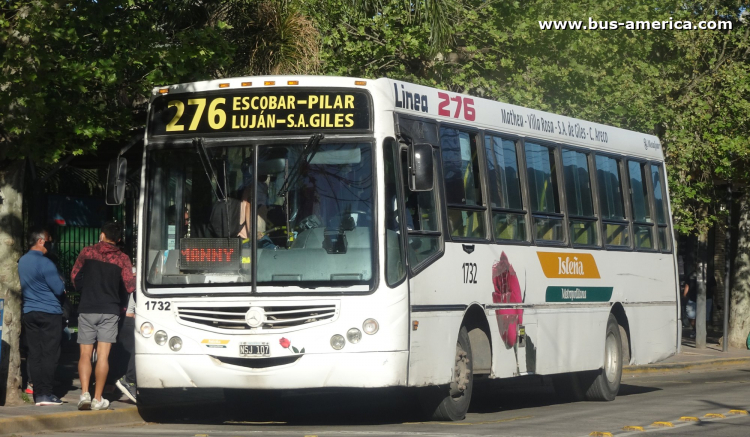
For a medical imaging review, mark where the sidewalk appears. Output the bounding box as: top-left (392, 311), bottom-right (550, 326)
top-left (0, 350), bottom-right (141, 436)
top-left (2, 329), bottom-right (749, 436)
top-left (623, 326), bottom-right (750, 373)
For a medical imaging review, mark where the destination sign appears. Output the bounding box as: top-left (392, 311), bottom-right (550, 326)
top-left (150, 89), bottom-right (371, 136)
top-left (180, 238), bottom-right (241, 271)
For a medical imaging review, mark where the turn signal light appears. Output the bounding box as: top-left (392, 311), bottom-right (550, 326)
top-left (363, 318), bottom-right (379, 335)
top-left (140, 322), bottom-right (154, 338)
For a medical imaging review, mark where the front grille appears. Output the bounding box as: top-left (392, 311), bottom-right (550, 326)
top-left (174, 301), bottom-right (339, 334)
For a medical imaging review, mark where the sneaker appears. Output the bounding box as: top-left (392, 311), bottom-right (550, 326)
top-left (25, 383), bottom-right (33, 394)
top-left (78, 391), bottom-right (92, 410)
top-left (92, 397), bottom-right (110, 410)
top-left (35, 394), bottom-right (63, 406)
top-left (116, 377), bottom-right (137, 403)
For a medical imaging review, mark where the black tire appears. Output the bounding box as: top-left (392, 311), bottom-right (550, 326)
top-left (584, 314), bottom-right (623, 401)
top-left (419, 326), bottom-right (473, 421)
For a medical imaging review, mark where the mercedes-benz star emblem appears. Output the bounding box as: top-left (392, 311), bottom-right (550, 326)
top-left (245, 307), bottom-right (265, 328)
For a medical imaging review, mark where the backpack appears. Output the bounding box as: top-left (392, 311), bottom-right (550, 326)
top-left (208, 198), bottom-right (243, 238)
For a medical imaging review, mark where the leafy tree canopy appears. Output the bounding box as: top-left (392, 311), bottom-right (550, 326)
top-left (0, 0), bottom-right (321, 164)
top-left (311, 0), bottom-right (750, 234)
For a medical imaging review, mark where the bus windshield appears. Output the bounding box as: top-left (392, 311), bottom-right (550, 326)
top-left (145, 141), bottom-right (374, 289)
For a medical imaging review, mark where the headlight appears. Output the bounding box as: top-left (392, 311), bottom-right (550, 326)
top-left (363, 318), bottom-right (379, 335)
top-left (330, 334), bottom-right (345, 350)
top-left (140, 322), bottom-right (154, 338)
top-left (154, 330), bottom-right (168, 346)
top-left (169, 336), bottom-right (183, 351)
top-left (347, 328), bottom-right (362, 344)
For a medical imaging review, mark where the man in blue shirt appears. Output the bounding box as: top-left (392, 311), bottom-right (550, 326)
top-left (18, 228), bottom-right (65, 406)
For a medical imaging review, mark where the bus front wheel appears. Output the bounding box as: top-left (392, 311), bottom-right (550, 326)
top-left (419, 326), bottom-right (474, 421)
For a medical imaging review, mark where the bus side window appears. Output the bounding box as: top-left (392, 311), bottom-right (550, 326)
top-left (485, 134), bottom-right (526, 242)
top-left (401, 150), bottom-right (441, 267)
top-left (628, 160), bottom-right (655, 250)
top-left (651, 164), bottom-right (671, 252)
top-left (562, 148), bottom-right (598, 246)
top-left (525, 142), bottom-right (564, 243)
top-left (439, 127), bottom-right (486, 239)
top-left (595, 155), bottom-right (631, 248)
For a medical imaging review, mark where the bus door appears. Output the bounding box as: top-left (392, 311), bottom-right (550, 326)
top-left (394, 116), bottom-right (443, 279)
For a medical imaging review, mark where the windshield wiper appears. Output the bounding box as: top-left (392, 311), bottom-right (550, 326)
top-left (277, 133), bottom-right (325, 197)
top-left (193, 138), bottom-right (226, 201)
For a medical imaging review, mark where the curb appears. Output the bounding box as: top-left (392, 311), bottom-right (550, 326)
top-left (624, 357), bottom-right (750, 374)
top-left (0, 405), bottom-right (143, 436)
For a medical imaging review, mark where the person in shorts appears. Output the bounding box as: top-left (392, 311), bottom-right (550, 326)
top-left (71, 222), bottom-right (134, 410)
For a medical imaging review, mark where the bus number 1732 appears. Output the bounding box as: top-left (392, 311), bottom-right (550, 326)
top-left (463, 263), bottom-right (478, 284)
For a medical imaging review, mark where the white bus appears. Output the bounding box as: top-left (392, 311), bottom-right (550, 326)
top-left (113, 76), bottom-right (679, 420)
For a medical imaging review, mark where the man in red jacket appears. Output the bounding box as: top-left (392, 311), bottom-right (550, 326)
top-left (71, 222), bottom-right (134, 411)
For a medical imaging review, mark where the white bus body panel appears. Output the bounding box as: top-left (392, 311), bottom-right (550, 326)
top-left (407, 244), bottom-right (677, 387)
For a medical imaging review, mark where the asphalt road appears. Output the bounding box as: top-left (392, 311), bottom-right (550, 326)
top-left (36, 365), bottom-right (750, 437)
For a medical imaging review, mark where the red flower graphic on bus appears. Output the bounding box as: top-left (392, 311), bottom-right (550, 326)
top-left (279, 337), bottom-right (305, 354)
top-left (492, 252), bottom-right (523, 349)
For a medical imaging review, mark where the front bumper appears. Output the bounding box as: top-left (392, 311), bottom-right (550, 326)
top-left (136, 350), bottom-right (408, 389)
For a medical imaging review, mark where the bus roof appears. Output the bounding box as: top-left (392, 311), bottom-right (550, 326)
top-left (149, 75), bottom-right (663, 160)
top-left (376, 78), bottom-right (663, 161)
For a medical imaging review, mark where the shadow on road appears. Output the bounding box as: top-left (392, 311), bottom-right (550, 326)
top-left (135, 374), bottom-right (664, 426)
top-left (138, 387), bottom-right (422, 426)
top-left (617, 383), bottom-right (661, 396)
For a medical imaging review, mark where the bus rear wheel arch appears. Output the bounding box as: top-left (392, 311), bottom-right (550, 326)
top-left (553, 313), bottom-right (625, 402)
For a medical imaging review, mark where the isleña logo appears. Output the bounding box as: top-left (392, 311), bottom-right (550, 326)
top-left (558, 256), bottom-right (585, 276)
top-left (537, 251), bottom-right (600, 278)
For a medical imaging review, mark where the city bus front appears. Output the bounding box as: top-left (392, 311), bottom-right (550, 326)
top-left (134, 77), bottom-right (409, 390)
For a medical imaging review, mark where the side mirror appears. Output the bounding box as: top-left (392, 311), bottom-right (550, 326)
top-left (106, 157), bottom-right (127, 205)
top-left (408, 142), bottom-right (434, 192)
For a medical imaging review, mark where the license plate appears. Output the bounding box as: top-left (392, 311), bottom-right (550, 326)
top-left (239, 342), bottom-right (270, 357)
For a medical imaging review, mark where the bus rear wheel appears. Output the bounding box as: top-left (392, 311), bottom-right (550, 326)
top-left (585, 314), bottom-right (622, 401)
top-left (419, 326), bottom-right (473, 421)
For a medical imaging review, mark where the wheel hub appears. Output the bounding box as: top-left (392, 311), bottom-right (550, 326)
top-left (450, 344), bottom-right (471, 398)
top-left (604, 331), bottom-right (619, 383)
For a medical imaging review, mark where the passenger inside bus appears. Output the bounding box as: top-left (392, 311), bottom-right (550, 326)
top-left (207, 174), bottom-right (275, 247)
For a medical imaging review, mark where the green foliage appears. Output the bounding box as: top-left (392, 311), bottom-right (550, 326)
top-left (313, 0), bottom-right (750, 235)
top-left (0, 1), bottom-right (233, 163)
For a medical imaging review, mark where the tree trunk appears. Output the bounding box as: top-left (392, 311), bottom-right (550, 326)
top-left (695, 231), bottom-right (707, 349)
top-left (729, 190), bottom-right (750, 349)
top-left (0, 159), bottom-right (25, 405)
